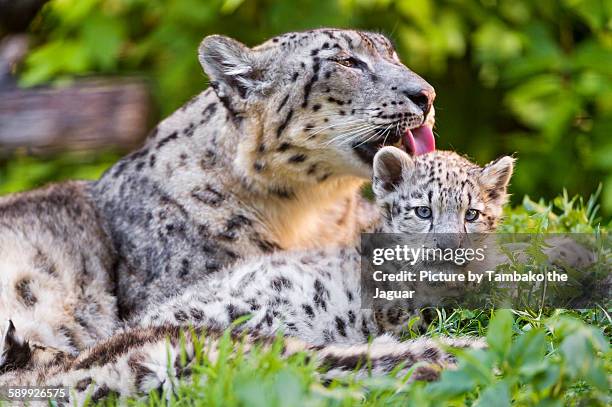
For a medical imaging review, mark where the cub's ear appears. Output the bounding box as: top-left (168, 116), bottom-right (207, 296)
top-left (199, 35), bottom-right (264, 103)
top-left (372, 147), bottom-right (414, 197)
top-left (479, 156), bottom-right (515, 205)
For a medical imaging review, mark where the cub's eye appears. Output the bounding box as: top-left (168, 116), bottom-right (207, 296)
top-left (414, 206), bottom-right (432, 220)
top-left (465, 209), bottom-right (480, 222)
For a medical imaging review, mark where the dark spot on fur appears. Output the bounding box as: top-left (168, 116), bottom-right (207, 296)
top-left (254, 162), bottom-right (265, 172)
top-left (190, 308), bottom-right (204, 321)
top-left (313, 279), bottom-right (328, 311)
top-left (112, 160), bottom-right (128, 178)
top-left (253, 238), bottom-right (280, 253)
top-left (246, 299), bottom-right (261, 311)
top-left (264, 310), bottom-right (274, 326)
top-left (271, 276), bottom-right (293, 291)
top-left (174, 310), bottom-right (189, 322)
top-left (201, 102), bottom-right (217, 121)
top-left (302, 73), bottom-right (319, 108)
top-left (361, 319), bottom-right (371, 339)
top-left (91, 385), bottom-right (111, 403)
top-left (302, 304), bottom-right (315, 318)
top-left (205, 260), bottom-right (221, 272)
top-left (288, 154), bottom-right (307, 163)
top-left (335, 316), bottom-right (347, 337)
top-left (307, 164), bottom-right (317, 175)
top-left (191, 185), bottom-right (224, 207)
top-left (276, 109), bottom-right (294, 138)
top-left (321, 353), bottom-right (365, 370)
top-left (412, 365), bottom-right (441, 382)
top-left (277, 94), bottom-right (290, 112)
top-left (422, 347), bottom-right (440, 361)
top-left (268, 186), bottom-right (294, 199)
top-left (15, 279), bottom-right (36, 306)
top-left (226, 214), bottom-right (252, 230)
top-left (33, 251), bottom-right (57, 276)
top-left (227, 305), bottom-right (249, 323)
top-left (75, 377), bottom-right (93, 392)
top-left (277, 142), bottom-right (292, 152)
top-left (179, 258), bottom-right (190, 277)
top-left (348, 310), bottom-right (356, 324)
top-left (58, 325), bottom-right (79, 352)
top-left (156, 131), bottom-right (179, 149)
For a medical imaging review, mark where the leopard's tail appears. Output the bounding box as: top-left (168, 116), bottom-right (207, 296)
top-left (0, 325), bottom-right (485, 405)
top-left (302, 333), bottom-right (485, 382)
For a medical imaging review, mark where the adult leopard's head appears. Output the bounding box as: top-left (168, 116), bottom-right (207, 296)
top-left (199, 29), bottom-right (436, 184)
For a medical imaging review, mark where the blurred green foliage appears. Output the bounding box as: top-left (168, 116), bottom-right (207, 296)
top-left (7, 0), bottom-right (612, 216)
top-left (0, 150), bottom-right (122, 194)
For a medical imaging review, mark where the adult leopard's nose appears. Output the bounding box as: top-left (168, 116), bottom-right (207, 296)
top-left (402, 86), bottom-right (436, 116)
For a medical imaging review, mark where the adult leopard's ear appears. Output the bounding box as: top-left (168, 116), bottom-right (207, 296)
top-left (479, 155), bottom-right (515, 205)
top-left (372, 147), bottom-right (414, 197)
top-left (199, 35), bottom-right (266, 104)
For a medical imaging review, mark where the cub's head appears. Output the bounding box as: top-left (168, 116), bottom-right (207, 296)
top-left (372, 147), bottom-right (514, 237)
top-left (199, 29), bottom-right (435, 184)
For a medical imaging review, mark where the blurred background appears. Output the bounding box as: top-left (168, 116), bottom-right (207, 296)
top-left (0, 0), bottom-right (610, 216)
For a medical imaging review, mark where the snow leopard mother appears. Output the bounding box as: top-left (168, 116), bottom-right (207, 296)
top-left (94, 28), bottom-right (437, 317)
top-left (0, 29), bottom-right (436, 367)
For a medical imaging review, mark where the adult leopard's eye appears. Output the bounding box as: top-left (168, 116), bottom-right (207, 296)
top-left (336, 57), bottom-right (354, 67)
top-left (414, 206), bottom-right (432, 220)
top-left (465, 209), bottom-right (480, 222)
top-left (334, 56), bottom-right (361, 68)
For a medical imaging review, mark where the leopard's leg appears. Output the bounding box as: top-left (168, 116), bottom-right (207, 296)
top-left (0, 325), bottom-right (485, 404)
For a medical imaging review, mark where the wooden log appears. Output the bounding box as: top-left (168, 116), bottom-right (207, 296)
top-left (0, 78), bottom-right (153, 154)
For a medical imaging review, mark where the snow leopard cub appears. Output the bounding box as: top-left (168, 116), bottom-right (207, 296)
top-left (137, 147), bottom-right (514, 344)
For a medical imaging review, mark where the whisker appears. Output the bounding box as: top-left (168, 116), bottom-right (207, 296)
top-left (324, 125), bottom-right (377, 147)
top-left (352, 125), bottom-right (389, 148)
top-left (306, 119), bottom-right (367, 136)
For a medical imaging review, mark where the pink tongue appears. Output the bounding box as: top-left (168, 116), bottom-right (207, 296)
top-left (404, 126), bottom-right (435, 155)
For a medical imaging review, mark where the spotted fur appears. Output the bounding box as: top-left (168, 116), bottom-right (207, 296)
top-left (0, 183), bottom-right (117, 357)
top-left (0, 29), bottom-right (435, 358)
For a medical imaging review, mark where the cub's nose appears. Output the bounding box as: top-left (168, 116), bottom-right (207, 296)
top-left (434, 234), bottom-right (462, 251)
top-left (402, 86), bottom-right (435, 116)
